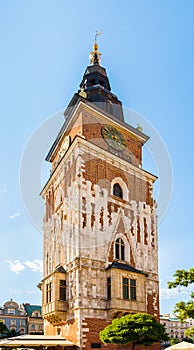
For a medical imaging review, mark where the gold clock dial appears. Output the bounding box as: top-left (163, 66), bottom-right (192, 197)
top-left (101, 125), bottom-right (126, 151)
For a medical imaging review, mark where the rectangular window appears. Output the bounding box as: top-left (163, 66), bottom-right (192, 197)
top-left (10, 320), bottom-right (16, 326)
top-left (107, 277), bottom-right (111, 299)
top-left (130, 279), bottom-right (136, 300)
top-left (123, 277), bottom-right (129, 299)
top-left (31, 324), bottom-right (35, 330)
top-left (46, 282), bottom-right (52, 303)
top-left (20, 320), bottom-right (25, 326)
top-left (91, 344), bottom-right (101, 348)
top-left (59, 280), bottom-right (66, 301)
top-left (8, 308), bottom-right (15, 315)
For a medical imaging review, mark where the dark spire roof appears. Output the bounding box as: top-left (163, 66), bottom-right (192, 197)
top-left (69, 39), bottom-right (124, 121)
top-left (45, 40), bottom-right (149, 163)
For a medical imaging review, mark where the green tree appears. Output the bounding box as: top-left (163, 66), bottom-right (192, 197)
top-left (0, 320), bottom-right (8, 338)
top-left (170, 338), bottom-right (179, 345)
top-left (99, 313), bottom-right (169, 350)
top-left (5, 329), bottom-right (20, 338)
top-left (168, 268), bottom-right (194, 321)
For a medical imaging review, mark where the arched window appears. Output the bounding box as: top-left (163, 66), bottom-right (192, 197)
top-left (115, 237), bottom-right (125, 260)
top-left (113, 183), bottom-right (123, 199)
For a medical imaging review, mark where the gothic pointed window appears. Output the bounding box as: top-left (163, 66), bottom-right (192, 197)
top-left (113, 183), bottom-right (123, 199)
top-left (115, 237), bottom-right (125, 260)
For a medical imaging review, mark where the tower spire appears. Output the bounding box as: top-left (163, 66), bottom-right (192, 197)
top-left (90, 31), bottom-right (102, 65)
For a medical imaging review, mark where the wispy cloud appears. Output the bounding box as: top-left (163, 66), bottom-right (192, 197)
top-left (160, 285), bottom-right (193, 300)
top-left (9, 212), bottom-right (20, 220)
top-left (6, 259), bottom-right (43, 274)
top-left (27, 290), bottom-right (36, 294)
top-left (6, 260), bottom-right (25, 274)
top-left (0, 189), bottom-right (7, 193)
top-left (9, 288), bottom-right (21, 294)
top-left (24, 260), bottom-right (43, 272)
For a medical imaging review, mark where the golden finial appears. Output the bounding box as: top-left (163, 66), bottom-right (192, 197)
top-left (79, 87), bottom-right (87, 99)
top-left (136, 124), bottom-right (143, 132)
top-left (90, 31), bottom-right (102, 65)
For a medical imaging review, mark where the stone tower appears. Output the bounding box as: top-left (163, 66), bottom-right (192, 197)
top-left (41, 40), bottom-right (159, 350)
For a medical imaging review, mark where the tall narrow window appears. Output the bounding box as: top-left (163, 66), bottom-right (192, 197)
top-left (113, 183), bottom-right (123, 199)
top-left (59, 280), bottom-right (66, 301)
top-left (107, 277), bottom-right (111, 300)
top-left (107, 101), bottom-right (113, 115)
top-left (46, 282), bottom-right (52, 303)
top-left (115, 238), bottom-right (125, 260)
top-left (130, 279), bottom-right (136, 300)
top-left (123, 277), bottom-right (129, 299)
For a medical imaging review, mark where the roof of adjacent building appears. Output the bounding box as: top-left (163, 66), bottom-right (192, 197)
top-left (23, 304), bottom-right (42, 316)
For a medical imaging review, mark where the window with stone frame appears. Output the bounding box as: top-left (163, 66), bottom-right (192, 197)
top-left (59, 279), bottom-right (66, 301)
top-left (115, 237), bottom-right (125, 260)
top-left (8, 308), bottom-right (15, 315)
top-left (122, 277), bottom-right (137, 300)
top-left (130, 279), bottom-right (137, 300)
top-left (10, 319), bottom-right (16, 326)
top-left (123, 277), bottom-right (129, 299)
top-left (46, 282), bottom-right (52, 303)
top-left (113, 183), bottom-right (123, 199)
top-left (107, 277), bottom-right (111, 299)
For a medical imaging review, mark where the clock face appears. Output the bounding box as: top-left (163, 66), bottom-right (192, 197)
top-left (101, 125), bottom-right (126, 151)
top-left (60, 135), bottom-right (70, 157)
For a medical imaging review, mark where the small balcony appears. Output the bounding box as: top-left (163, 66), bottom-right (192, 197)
top-left (42, 301), bottom-right (68, 326)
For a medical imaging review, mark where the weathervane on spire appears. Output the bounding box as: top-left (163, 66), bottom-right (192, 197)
top-left (90, 30), bottom-right (102, 65)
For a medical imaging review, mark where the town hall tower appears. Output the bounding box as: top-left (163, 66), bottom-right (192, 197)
top-left (41, 40), bottom-right (159, 349)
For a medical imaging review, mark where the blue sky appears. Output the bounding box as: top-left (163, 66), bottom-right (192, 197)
top-left (0, 1), bottom-right (193, 315)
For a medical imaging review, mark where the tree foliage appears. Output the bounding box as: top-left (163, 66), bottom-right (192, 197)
top-left (173, 300), bottom-right (194, 322)
top-left (168, 268), bottom-right (194, 321)
top-left (185, 326), bottom-right (194, 341)
top-left (0, 320), bottom-right (8, 338)
top-left (168, 269), bottom-right (194, 289)
top-left (170, 338), bottom-right (179, 345)
top-left (99, 313), bottom-right (169, 350)
top-left (0, 321), bottom-right (20, 339)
